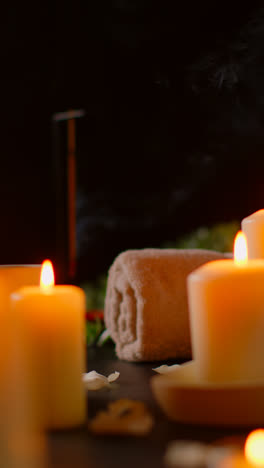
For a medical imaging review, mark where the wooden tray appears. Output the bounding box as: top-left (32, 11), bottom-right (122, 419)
top-left (151, 361), bottom-right (264, 426)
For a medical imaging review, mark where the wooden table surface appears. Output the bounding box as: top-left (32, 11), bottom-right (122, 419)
top-left (47, 347), bottom-right (249, 468)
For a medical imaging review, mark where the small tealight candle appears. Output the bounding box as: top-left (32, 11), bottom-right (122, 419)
top-left (218, 430), bottom-right (264, 468)
top-left (187, 232), bottom-right (264, 383)
top-left (11, 260), bottom-right (86, 430)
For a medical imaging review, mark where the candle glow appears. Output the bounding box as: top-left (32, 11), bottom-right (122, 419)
top-left (234, 231), bottom-right (248, 265)
top-left (245, 429), bottom-right (264, 467)
top-left (40, 260), bottom-right (54, 289)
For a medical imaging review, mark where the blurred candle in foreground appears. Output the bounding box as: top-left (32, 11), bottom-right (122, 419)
top-left (0, 265), bottom-right (41, 311)
top-left (0, 265), bottom-right (45, 468)
top-left (0, 317), bottom-right (46, 468)
top-left (218, 429), bottom-right (264, 468)
top-left (11, 260), bottom-right (86, 430)
top-left (245, 429), bottom-right (264, 466)
top-left (242, 209), bottom-right (264, 259)
top-left (187, 232), bottom-right (264, 382)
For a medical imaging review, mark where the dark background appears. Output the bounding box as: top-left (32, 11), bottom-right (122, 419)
top-left (2, 1), bottom-right (264, 281)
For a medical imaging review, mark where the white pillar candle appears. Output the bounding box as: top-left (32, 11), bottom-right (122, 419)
top-left (11, 260), bottom-right (86, 430)
top-left (242, 209), bottom-right (264, 259)
top-left (187, 232), bottom-right (264, 383)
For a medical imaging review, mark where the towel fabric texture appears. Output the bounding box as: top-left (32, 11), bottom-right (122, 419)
top-left (104, 248), bottom-right (228, 362)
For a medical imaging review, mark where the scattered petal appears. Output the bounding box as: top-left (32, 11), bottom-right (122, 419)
top-left (97, 329), bottom-right (111, 346)
top-left (89, 399), bottom-right (154, 436)
top-left (153, 364), bottom-right (180, 374)
top-left (83, 370), bottom-right (120, 390)
top-left (108, 371), bottom-right (120, 383)
top-left (83, 371), bottom-right (109, 390)
top-left (206, 446), bottom-right (239, 467)
top-left (164, 441), bottom-right (239, 468)
top-left (164, 441), bottom-right (209, 467)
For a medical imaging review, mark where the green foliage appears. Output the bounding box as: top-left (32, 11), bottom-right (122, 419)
top-left (81, 275), bottom-right (107, 311)
top-left (163, 221), bottom-right (239, 253)
top-left (81, 275), bottom-right (107, 346)
top-left (85, 318), bottom-right (105, 347)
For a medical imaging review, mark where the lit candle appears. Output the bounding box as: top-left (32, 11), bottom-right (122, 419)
top-left (242, 209), bottom-right (264, 259)
top-left (187, 232), bottom-right (264, 383)
top-left (11, 260), bottom-right (86, 430)
top-left (218, 429), bottom-right (264, 468)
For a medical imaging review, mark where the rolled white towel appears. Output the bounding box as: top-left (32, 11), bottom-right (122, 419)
top-left (104, 248), bottom-right (229, 362)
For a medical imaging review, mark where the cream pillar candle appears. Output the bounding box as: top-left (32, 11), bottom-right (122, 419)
top-left (242, 209), bottom-right (264, 259)
top-left (0, 311), bottom-right (46, 468)
top-left (11, 260), bottom-right (86, 430)
top-left (0, 265), bottom-right (41, 309)
top-left (187, 232), bottom-right (264, 383)
top-left (0, 264), bottom-right (45, 467)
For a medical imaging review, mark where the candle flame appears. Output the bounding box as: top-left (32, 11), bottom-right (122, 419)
top-left (245, 429), bottom-right (264, 467)
top-left (40, 260), bottom-right (55, 289)
top-left (234, 231), bottom-right (248, 265)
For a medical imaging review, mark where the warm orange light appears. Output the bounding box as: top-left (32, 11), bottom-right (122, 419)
top-left (40, 260), bottom-right (55, 289)
top-left (245, 429), bottom-right (264, 466)
top-left (234, 231), bottom-right (248, 265)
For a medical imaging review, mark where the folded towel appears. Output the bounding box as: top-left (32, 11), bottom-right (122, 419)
top-left (104, 248), bottom-right (228, 362)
